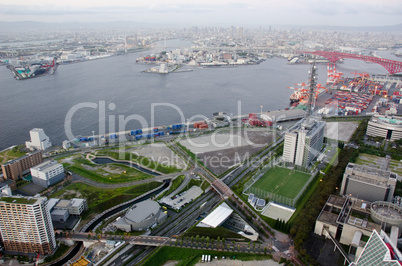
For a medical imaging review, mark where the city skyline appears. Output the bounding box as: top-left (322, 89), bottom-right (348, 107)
top-left (0, 0), bottom-right (401, 27)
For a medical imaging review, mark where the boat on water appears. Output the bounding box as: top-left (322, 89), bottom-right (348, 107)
top-left (6, 59), bottom-right (58, 80)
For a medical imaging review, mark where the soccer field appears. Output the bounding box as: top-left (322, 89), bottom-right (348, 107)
top-left (250, 167), bottom-right (311, 198)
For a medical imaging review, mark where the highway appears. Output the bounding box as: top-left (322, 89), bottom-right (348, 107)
top-left (57, 131), bottom-right (285, 266)
top-left (109, 136), bottom-right (284, 265)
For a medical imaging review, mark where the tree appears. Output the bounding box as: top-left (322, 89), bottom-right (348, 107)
top-left (88, 234), bottom-right (91, 240)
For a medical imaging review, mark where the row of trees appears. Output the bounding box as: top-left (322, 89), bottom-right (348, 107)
top-left (289, 147), bottom-right (358, 254)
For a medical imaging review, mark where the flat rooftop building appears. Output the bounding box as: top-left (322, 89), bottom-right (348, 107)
top-left (1, 150), bottom-right (42, 181)
top-left (200, 202), bottom-right (233, 228)
top-left (340, 163), bottom-right (397, 202)
top-left (30, 160), bottom-right (64, 188)
top-left (315, 195), bottom-right (381, 261)
top-left (261, 109), bottom-right (307, 123)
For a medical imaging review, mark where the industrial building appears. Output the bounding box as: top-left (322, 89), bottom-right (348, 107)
top-left (113, 200), bottom-right (166, 232)
top-left (0, 195), bottom-right (56, 255)
top-left (366, 115), bottom-right (402, 141)
top-left (199, 202), bottom-right (259, 241)
top-left (49, 198), bottom-right (88, 216)
top-left (261, 109), bottom-right (306, 123)
top-left (340, 163), bottom-right (397, 202)
top-left (283, 118), bottom-right (325, 167)
top-left (25, 128), bottom-right (52, 151)
top-left (200, 202), bottom-right (233, 228)
top-left (30, 160), bottom-right (65, 188)
top-left (46, 198), bottom-right (87, 227)
top-left (1, 150), bottom-right (42, 181)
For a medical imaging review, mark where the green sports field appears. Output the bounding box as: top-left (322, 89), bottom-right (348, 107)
top-left (250, 167), bottom-right (311, 198)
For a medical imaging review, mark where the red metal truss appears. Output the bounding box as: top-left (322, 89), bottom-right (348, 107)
top-left (297, 51), bottom-right (402, 74)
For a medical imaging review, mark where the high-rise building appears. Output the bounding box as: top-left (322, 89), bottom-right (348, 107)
top-left (0, 196), bottom-right (56, 255)
top-left (340, 163), bottom-right (397, 202)
top-left (1, 150), bottom-right (42, 181)
top-left (283, 119), bottom-right (325, 167)
top-left (25, 128), bottom-right (52, 151)
top-left (236, 26), bottom-right (243, 40)
top-left (30, 160), bottom-right (64, 188)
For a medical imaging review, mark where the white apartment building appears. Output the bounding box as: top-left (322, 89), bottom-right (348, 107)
top-left (30, 160), bottom-right (64, 188)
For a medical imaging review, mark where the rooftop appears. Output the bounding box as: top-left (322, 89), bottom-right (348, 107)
top-left (2, 150), bottom-right (41, 166)
top-left (55, 199), bottom-right (70, 209)
top-left (70, 198), bottom-right (85, 207)
top-left (125, 200), bottom-right (160, 223)
top-left (262, 109), bottom-right (306, 122)
top-left (0, 196), bottom-right (39, 205)
top-left (47, 198), bottom-right (60, 211)
top-left (31, 160), bottom-right (62, 172)
top-left (346, 163), bottom-right (397, 182)
top-left (200, 202), bottom-right (233, 228)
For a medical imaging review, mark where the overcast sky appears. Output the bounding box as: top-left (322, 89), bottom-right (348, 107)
top-left (0, 0), bottom-right (401, 27)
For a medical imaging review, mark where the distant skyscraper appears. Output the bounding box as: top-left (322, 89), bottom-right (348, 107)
top-left (236, 26), bottom-right (243, 40)
top-left (0, 196), bottom-right (56, 255)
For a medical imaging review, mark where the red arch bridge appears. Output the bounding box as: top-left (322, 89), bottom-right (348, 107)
top-left (297, 50), bottom-right (402, 75)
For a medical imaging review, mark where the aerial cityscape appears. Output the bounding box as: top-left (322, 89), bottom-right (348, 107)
top-left (0, 1), bottom-right (402, 266)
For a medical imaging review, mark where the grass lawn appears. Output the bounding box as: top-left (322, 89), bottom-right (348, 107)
top-left (142, 246), bottom-right (272, 266)
top-left (0, 145), bottom-right (27, 164)
top-left (250, 167), bottom-right (311, 198)
top-left (62, 155), bottom-right (153, 184)
top-left (50, 182), bottom-right (161, 219)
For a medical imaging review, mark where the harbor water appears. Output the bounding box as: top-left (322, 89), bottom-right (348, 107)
top-left (0, 39), bottom-right (392, 150)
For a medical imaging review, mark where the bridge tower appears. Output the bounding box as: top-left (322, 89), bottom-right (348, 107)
top-left (306, 62), bottom-right (317, 118)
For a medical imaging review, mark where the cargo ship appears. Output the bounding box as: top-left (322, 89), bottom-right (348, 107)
top-left (6, 59), bottom-right (58, 80)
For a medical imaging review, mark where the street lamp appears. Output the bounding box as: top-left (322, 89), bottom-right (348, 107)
top-left (92, 131), bottom-right (96, 146)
